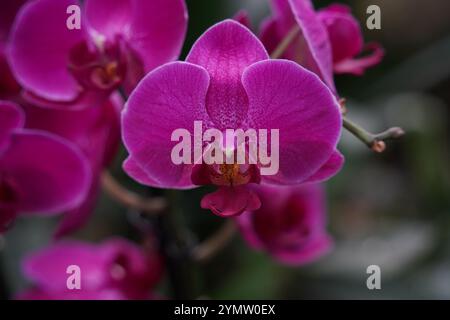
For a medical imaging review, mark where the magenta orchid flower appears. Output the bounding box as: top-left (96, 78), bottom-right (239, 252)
top-left (122, 20), bottom-right (343, 217)
top-left (18, 238), bottom-right (163, 300)
top-left (317, 4), bottom-right (384, 76)
top-left (9, 0), bottom-right (188, 109)
top-left (236, 184), bottom-right (332, 266)
top-left (0, 101), bottom-right (91, 231)
top-left (23, 95), bottom-right (121, 236)
top-left (260, 0), bottom-right (383, 91)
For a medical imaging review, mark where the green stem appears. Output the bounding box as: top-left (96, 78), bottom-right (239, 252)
top-left (270, 25), bottom-right (300, 59)
top-left (343, 117), bottom-right (405, 152)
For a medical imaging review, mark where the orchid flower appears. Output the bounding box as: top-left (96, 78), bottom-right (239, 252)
top-left (122, 20), bottom-right (343, 217)
top-left (19, 238), bottom-right (163, 300)
top-left (9, 0), bottom-right (188, 109)
top-left (236, 184), bottom-right (332, 265)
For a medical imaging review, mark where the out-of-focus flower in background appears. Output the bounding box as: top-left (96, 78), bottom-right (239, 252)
top-left (317, 4), bottom-right (384, 75)
top-left (18, 238), bottom-right (163, 300)
top-left (8, 0), bottom-right (188, 108)
top-left (236, 184), bottom-right (332, 265)
top-left (22, 95), bottom-right (121, 236)
top-left (122, 20), bottom-right (343, 217)
top-left (260, 0), bottom-right (383, 92)
top-left (0, 101), bottom-right (91, 232)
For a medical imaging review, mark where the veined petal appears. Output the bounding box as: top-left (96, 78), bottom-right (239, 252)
top-left (288, 0), bottom-right (335, 91)
top-left (122, 62), bottom-right (210, 188)
top-left (242, 59), bottom-right (341, 184)
top-left (304, 149), bottom-right (344, 183)
top-left (186, 20), bottom-right (268, 129)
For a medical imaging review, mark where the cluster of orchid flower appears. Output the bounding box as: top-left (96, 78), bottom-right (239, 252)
top-left (0, 0), bottom-right (403, 299)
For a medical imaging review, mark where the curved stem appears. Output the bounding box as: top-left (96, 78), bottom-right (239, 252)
top-left (101, 171), bottom-right (167, 214)
top-left (270, 25), bottom-right (300, 59)
top-left (192, 220), bottom-right (236, 262)
top-left (343, 117), bottom-right (405, 152)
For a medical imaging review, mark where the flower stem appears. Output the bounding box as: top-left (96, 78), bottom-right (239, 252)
top-left (270, 25), bottom-right (300, 59)
top-left (192, 220), bottom-right (236, 262)
top-left (101, 171), bottom-right (167, 214)
top-left (343, 117), bottom-right (405, 152)
top-left (157, 190), bottom-right (199, 299)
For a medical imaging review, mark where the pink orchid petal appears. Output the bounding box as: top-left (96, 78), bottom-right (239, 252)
top-left (1, 130), bottom-right (91, 214)
top-left (186, 20), bottom-right (268, 128)
top-left (24, 96), bottom-right (121, 167)
top-left (122, 62), bottom-right (211, 188)
top-left (0, 100), bottom-right (24, 154)
top-left (288, 0), bottom-right (335, 92)
top-left (22, 88), bottom-right (110, 111)
top-left (9, 0), bottom-right (87, 101)
top-left (304, 149), bottom-right (344, 183)
top-left (22, 238), bottom-right (162, 296)
top-left (122, 156), bottom-right (160, 187)
top-left (128, 0), bottom-right (187, 72)
top-left (242, 59), bottom-right (341, 184)
top-left (201, 186), bottom-right (261, 217)
top-left (24, 97), bottom-right (121, 235)
top-left (84, 0), bottom-right (133, 40)
top-left (236, 184), bottom-right (333, 265)
top-left (23, 241), bottom-right (111, 292)
top-left (85, 0), bottom-right (187, 73)
top-left (334, 43), bottom-right (385, 75)
top-left (318, 4), bottom-right (363, 63)
top-left (100, 238), bottom-right (163, 291)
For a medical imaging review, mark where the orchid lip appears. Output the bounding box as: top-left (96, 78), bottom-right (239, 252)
top-left (68, 39), bottom-right (126, 92)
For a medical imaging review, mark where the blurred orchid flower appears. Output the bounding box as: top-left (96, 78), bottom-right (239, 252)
top-left (317, 4), bottom-right (384, 76)
top-left (23, 94), bottom-right (122, 237)
top-left (0, 101), bottom-right (91, 231)
top-left (18, 238), bottom-right (163, 300)
top-left (260, 0), bottom-right (383, 92)
top-left (8, 0), bottom-right (188, 109)
top-left (236, 184), bottom-right (332, 265)
top-left (122, 20), bottom-right (343, 217)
